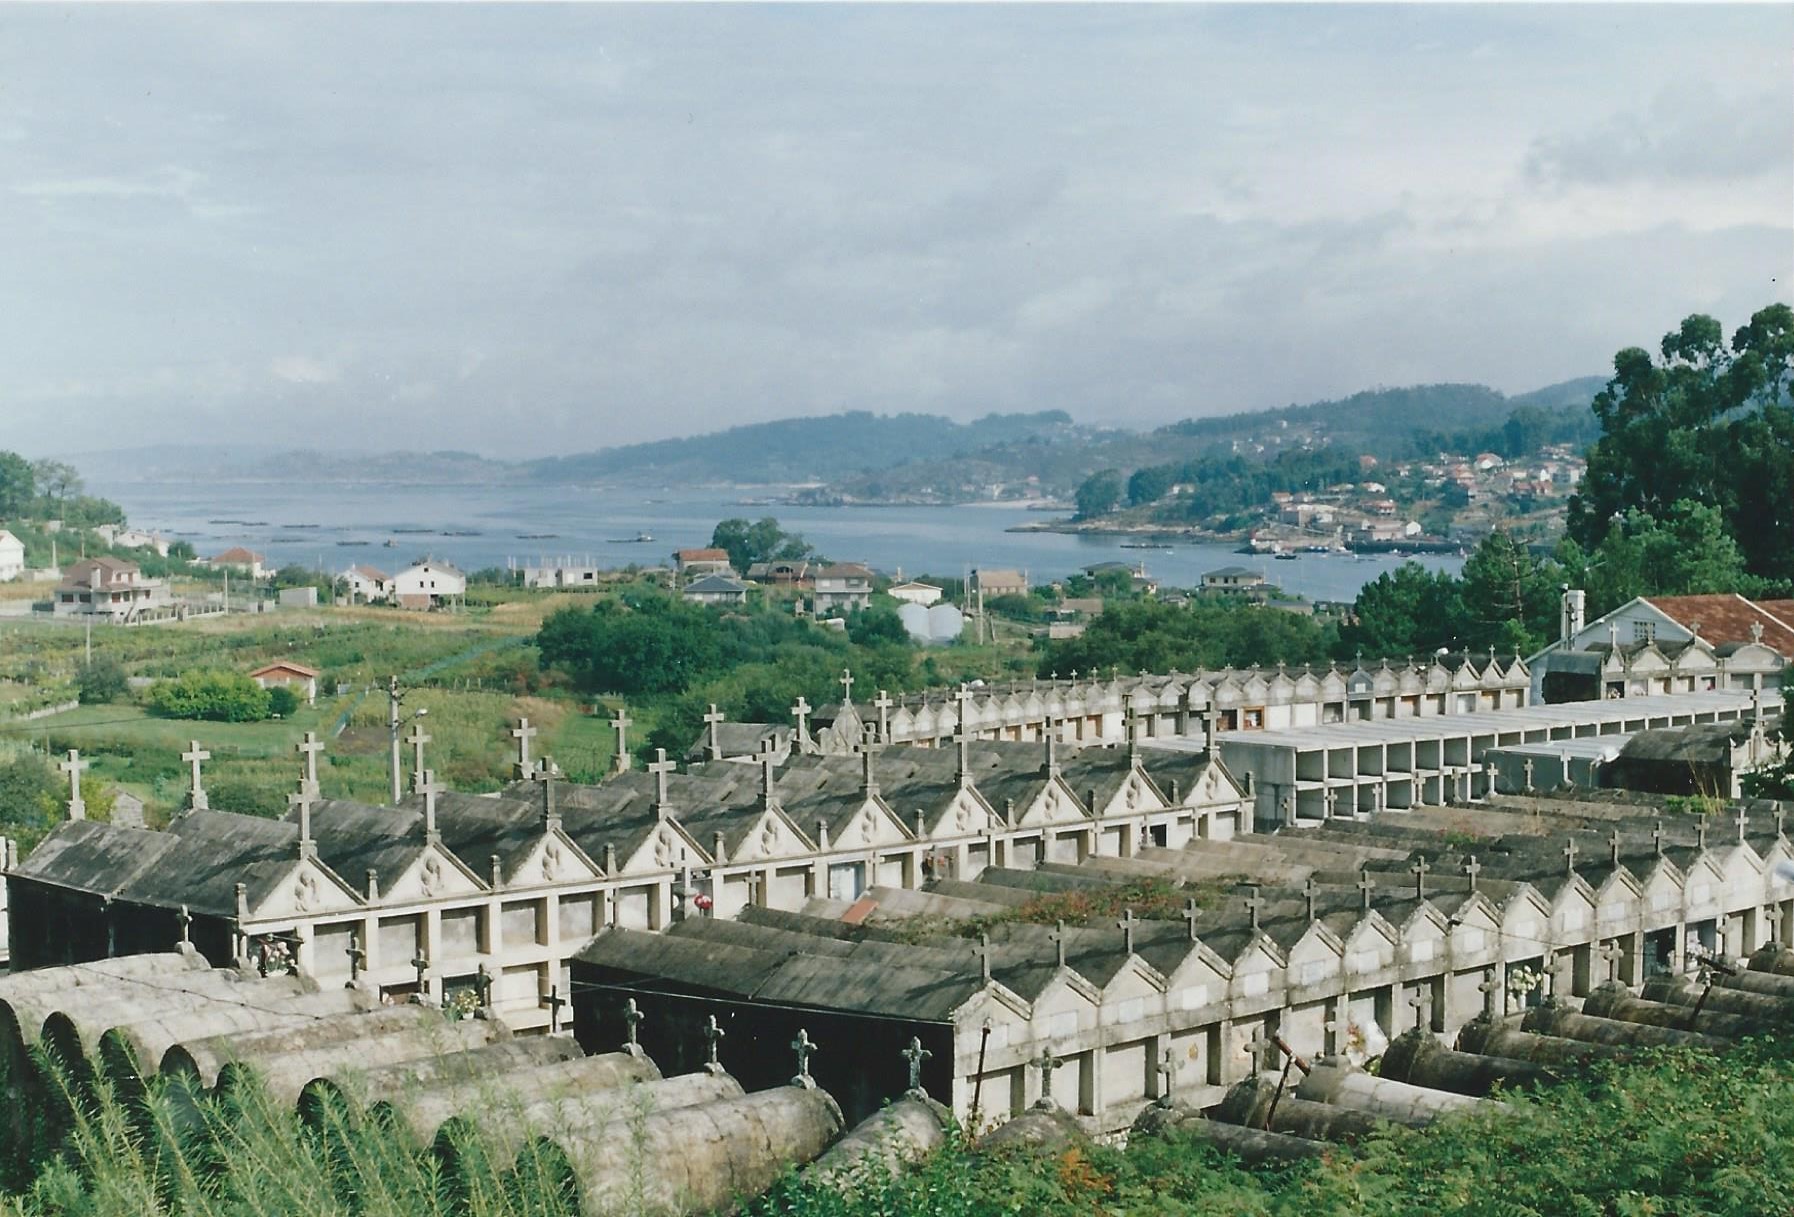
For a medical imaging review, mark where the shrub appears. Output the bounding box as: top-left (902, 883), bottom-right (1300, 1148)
top-left (76, 656), bottom-right (128, 705)
top-left (267, 685), bottom-right (301, 717)
top-left (147, 669), bottom-right (273, 722)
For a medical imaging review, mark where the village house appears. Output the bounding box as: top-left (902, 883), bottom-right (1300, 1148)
top-left (681, 573), bottom-right (751, 606)
top-left (970, 568), bottom-right (1027, 599)
top-left (51, 556), bottom-right (171, 622)
top-left (1201, 566), bottom-right (1267, 595)
top-left (744, 559), bottom-right (813, 586)
top-left (812, 562), bottom-right (874, 614)
top-left (887, 580), bottom-right (944, 607)
top-left (0, 529), bottom-right (24, 582)
top-left (249, 660), bottom-right (321, 706)
top-left (203, 547), bottom-right (267, 579)
top-left (390, 559), bottom-right (466, 611)
top-left (340, 564), bottom-right (390, 604)
top-left (93, 524), bottom-right (170, 556)
top-left (514, 557), bottom-right (603, 589)
top-left (673, 548), bottom-right (734, 577)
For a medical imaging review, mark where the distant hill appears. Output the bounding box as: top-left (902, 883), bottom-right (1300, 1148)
top-left (523, 410), bottom-right (1084, 486)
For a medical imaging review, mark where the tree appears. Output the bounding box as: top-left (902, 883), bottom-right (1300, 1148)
top-left (1037, 599), bottom-right (1330, 677)
top-left (1559, 500), bottom-right (1752, 616)
top-left (1074, 469), bottom-right (1124, 520)
top-left (147, 670), bottom-right (273, 722)
top-left (0, 451), bottom-right (34, 518)
top-left (537, 597), bottom-right (725, 695)
top-left (76, 657), bottom-right (128, 705)
top-left (1126, 465), bottom-right (1176, 507)
top-left (1337, 563), bottom-right (1466, 661)
top-left (1569, 304), bottom-right (1793, 584)
top-left (844, 604), bottom-right (910, 648)
top-left (710, 517), bottom-right (817, 574)
top-left (30, 459), bottom-right (81, 515)
top-left (267, 685), bottom-right (301, 717)
top-left (1455, 531), bottom-right (1560, 655)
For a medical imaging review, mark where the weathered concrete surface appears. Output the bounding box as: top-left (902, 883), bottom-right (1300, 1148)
top-left (557, 1085), bottom-right (845, 1217)
top-left (225, 1017), bottom-right (504, 1107)
top-left (1455, 1018), bottom-right (1624, 1067)
top-left (1522, 1006), bottom-right (1729, 1053)
top-left (299, 1035), bottom-right (583, 1127)
top-left (101, 988), bottom-right (375, 1094)
top-left (1132, 1103), bottom-right (1325, 1163)
top-left (1716, 968), bottom-right (1794, 1001)
top-left (1379, 1028), bottom-right (1558, 1096)
top-left (1214, 1075), bottom-right (1386, 1143)
top-left (161, 1005), bottom-right (443, 1089)
top-left (977, 1103), bottom-right (1088, 1153)
top-left (809, 1094), bottom-right (954, 1186)
top-left (1581, 983), bottom-right (1772, 1040)
top-left (1293, 1060), bottom-right (1485, 1126)
top-left (383, 1049), bottom-right (664, 1146)
top-left (1639, 975), bottom-right (1794, 1026)
top-left (1748, 945), bottom-right (1794, 977)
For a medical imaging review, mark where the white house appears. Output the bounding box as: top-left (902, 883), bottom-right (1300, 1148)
top-left (681, 573), bottom-right (751, 606)
top-left (52, 556), bottom-right (171, 621)
top-left (0, 530), bottom-right (24, 582)
top-left (812, 563), bottom-right (874, 614)
top-left (341, 564), bottom-right (390, 604)
top-left (204, 547), bottom-right (267, 579)
top-left (391, 560), bottom-right (466, 611)
top-left (888, 580), bottom-right (943, 607)
top-left (249, 660), bottom-right (321, 705)
top-left (93, 525), bottom-right (170, 557)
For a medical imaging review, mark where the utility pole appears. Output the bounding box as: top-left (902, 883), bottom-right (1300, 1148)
top-left (387, 675), bottom-right (404, 805)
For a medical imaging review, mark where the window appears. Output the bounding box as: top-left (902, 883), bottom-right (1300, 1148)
top-left (1632, 621), bottom-right (1656, 643)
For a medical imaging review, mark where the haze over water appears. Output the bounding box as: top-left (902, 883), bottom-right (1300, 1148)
top-left (97, 479), bottom-right (1463, 603)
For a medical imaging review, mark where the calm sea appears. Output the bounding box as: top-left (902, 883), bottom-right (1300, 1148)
top-left (93, 480), bottom-right (1463, 603)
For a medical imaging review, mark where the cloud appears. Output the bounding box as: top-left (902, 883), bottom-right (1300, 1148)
top-left (269, 356), bottom-right (337, 385)
top-left (1525, 84), bottom-right (1794, 188)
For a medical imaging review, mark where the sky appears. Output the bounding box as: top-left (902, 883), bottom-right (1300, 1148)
top-left (3, 3), bottom-right (1790, 459)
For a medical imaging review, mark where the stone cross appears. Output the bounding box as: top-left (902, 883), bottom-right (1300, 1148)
top-left (1696, 817), bottom-right (1709, 851)
top-left (974, 932), bottom-right (993, 982)
top-left (345, 934), bottom-right (365, 982)
top-left (790, 1029), bottom-right (818, 1087)
top-left (1462, 855), bottom-right (1482, 892)
top-left (475, 963), bottom-right (492, 1007)
top-left (1357, 866), bottom-right (1376, 911)
top-left (296, 731), bottom-right (325, 794)
top-left (59, 750), bottom-right (89, 821)
top-left (176, 904), bottom-right (192, 945)
top-left (1183, 898), bottom-right (1202, 942)
top-left (860, 733), bottom-right (881, 795)
top-left (1243, 884), bottom-right (1263, 930)
top-left (839, 668), bottom-right (855, 705)
top-left (609, 706), bottom-right (633, 773)
top-left (702, 1014), bottom-right (726, 1070)
top-left (873, 690), bottom-right (894, 741)
top-left (623, 998), bottom-right (643, 1048)
top-left (182, 741), bottom-right (211, 810)
top-left (790, 695), bottom-right (812, 742)
top-left (903, 1036), bottom-right (932, 1095)
top-left (288, 787), bottom-right (316, 854)
top-left (1157, 1047), bottom-right (1176, 1103)
top-left (1409, 986), bottom-right (1432, 1031)
top-left (1777, 808), bottom-right (1787, 840)
top-left (547, 986), bottom-right (565, 1033)
top-left (703, 704), bottom-right (726, 759)
top-left (405, 721), bottom-right (430, 790)
top-left (1596, 940), bottom-right (1625, 983)
top-left (1522, 757), bottom-right (1536, 793)
top-left (1050, 920), bottom-right (1068, 968)
top-left (1303, 875), bottom-right (1319, 921)
top-left (953, 727), bottom-right (973, 782)
top-left (1735, 806), bottom-right (1749, 843)
top-left (412, 953), bottom-right (430, 998)
top-left (1653, 819), bottom-right (1666, 858)
top-left (1478, 967), bottom-right (1501, 1020)
top-left (1563, 837), bottom-right (1579, 877)
top-left (648, 749), bottom-right (676, 812)
top-left (1031, 1046), bottom-right (1061, 1100)
top-left (417, 769), bottom-right (443, 842)
top-left (1324, 787), bottom-right (1339, 820)
top-left (1042, 715), bottom-right (1060, 774)
top-left (1242, 1025), bottom-right (1271, 1075)
top-left (1605, 828), bottom-right (1622, 867)
top-left (511, 717), bottom-right (537, 775)
top-left (1118, 908), bottom-right (1137, 954)
top-left (1411, 855), bottom-right (1430, 901)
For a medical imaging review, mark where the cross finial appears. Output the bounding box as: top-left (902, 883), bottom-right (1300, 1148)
top-left (1357, 864), bottom-right (1376, 911)
top-left (176, 904), bottom-right (192, 944)
top-left (790, 1029), bottom-right (819, 1087)
top-left (873, 689), bottom-right (894, 741)
top-left (902, 1036), bottom-right (932, 1095)
top-left (288, 787), bottom-right (316, 855)
top-left (1050, 920), bottom-right (1068, 968)
top-left (609, 705), bottom-right (633, 773)
top-left (405, 720), bottom-right (430, 791)
top-left (1462, 855), bottom-right (1482, 892)
top-left (1653, 818), bottom-right (1666, 858)
top-left (839, 667), bottom-right (855, 704)
top-left (345, 933), bottom-right (365, 981)
top-left (511, 717), bottom-right (537, 777)
top-left (1183, 898), bottom-right (1202, 941)
top-left (59, 749), bottom-right (89, 820)
top-left (1522, 757), bottom-right (1536, 793)
top-left (1118, 907), bottom-right (1137, 954)
top-left (1302, 874), bottom-right (1319, 920)
top-left (1563, 837), bottom-right (1578, 876)
top-left (181, 740), bottom-right (211, 810)
top-left (756, 737), bottom-right (779, 808)
top-left (1156, 1047), bottom-right (1176, 1105)
top-left (1410, 855), bottom-right (1430, 900)
top-left (648, 748), bottom-right (676, 813)
top-left (703, 703), bottom-right (726, 759)
top-left (1596, 939), bottom-right (1625, 982)
top-left (296, 731), bottom-right (325, 794)
top-left (973, 932), bottom-right (992, 982)
top-left (417, 768), bottom-right (443, 841)
top-left (702, 1014), bottom-right (726, 1070)
top-left (411, 953), bottom-right (430, 998)
top-left (622, 997), bottom-right (643, 1048)
top-left (1735, 805), bottom-right (1749, 843)
top-left (1696, 816), bottom-right (1709, 851)
top-left (1242, 883), bottom-right (1263, 930)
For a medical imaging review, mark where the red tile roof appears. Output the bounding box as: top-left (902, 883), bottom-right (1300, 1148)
top-left (1642, 594), bottom-right (1794, 655)
top-left (249, 661), bottom-right (320, 679)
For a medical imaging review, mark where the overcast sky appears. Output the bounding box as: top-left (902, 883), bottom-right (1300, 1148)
top-left (4, 4), bottom-right (1790, 459)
